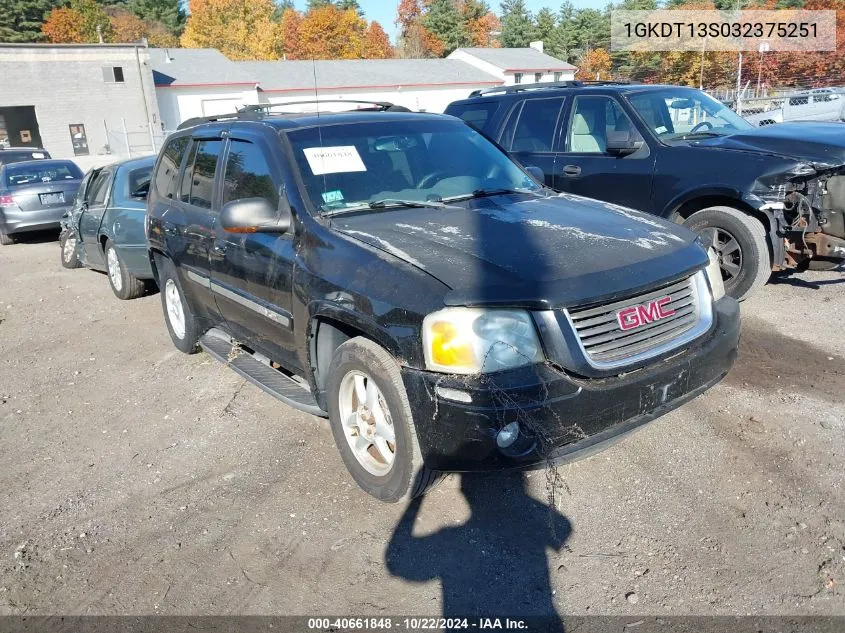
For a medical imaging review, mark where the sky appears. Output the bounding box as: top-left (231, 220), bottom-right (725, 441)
top-left (288, 0), bottom-right (610, 42)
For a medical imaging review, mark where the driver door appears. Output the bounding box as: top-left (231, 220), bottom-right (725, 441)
top-left (553, 95), bottom-right (656, 211)
top-left (497, 97), bottom-right (566, 188)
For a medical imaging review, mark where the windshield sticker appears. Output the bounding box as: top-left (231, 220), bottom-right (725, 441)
top-left (321, 189), bottom-right (345, 204)
top-left (31, 152), bottom-right (45, 158)
top-left (655, 126), bottom-right (668, 134)
top-left (304, 146), bottom-right (366, 176)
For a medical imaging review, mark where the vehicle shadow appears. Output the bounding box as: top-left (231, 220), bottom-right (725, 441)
top-left (768, 272), bottom-right (845, 289)
top-left (8, 229), bottom-right (60, 245)
top-left (386, 472), bottom-right (570, 629)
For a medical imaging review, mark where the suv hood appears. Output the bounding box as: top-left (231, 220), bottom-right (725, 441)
top-left (696, 123), bottom-right (845, 167)
top-left (333, 193), bottom-right (707, 309)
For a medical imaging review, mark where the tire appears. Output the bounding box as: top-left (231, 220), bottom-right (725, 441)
top-left (326, 337), bottom-right (440, 503)
top-left (155, 255), bottom-right (201, 354)
top-left (60, 232), bottom-right (82, 269)
top-left (0, 231), bottom-right (14, 246)
top-left (104, 239), bottom-right (145, 300)
top-left (808, 257), bottom-right (843, 271)
top-left (684, 206), bottom-right (771, 301)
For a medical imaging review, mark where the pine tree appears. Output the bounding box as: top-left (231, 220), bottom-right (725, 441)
top-left (129, 0), bottom-right (184, 32)
top-left (336, 0), bottom-right (363, 18)
top-left (547, 1), bottom-right (577, 61)
top-left (534, 7), bottom-right (555, 44)
top-left (0, 0), bottom-right (57, 42)
top-left (499, 0), bottom-right (536, 48)
top-left (422, 0), bottom-right (470, 56)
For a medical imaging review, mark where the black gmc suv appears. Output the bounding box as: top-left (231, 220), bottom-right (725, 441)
top-left (146, 103), bottom-right (740, 502)
top-left (446, 82), bottom-right (845, 300)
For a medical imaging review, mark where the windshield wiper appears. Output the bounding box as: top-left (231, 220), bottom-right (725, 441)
top-left (673, 131), bottom-right (726, 140)
top-left (443, 188), bottom-right (535, 202)
top-left (322, 198), bottom-right (449, 217)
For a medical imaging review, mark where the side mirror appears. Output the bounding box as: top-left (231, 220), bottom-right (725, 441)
top-left (131, 181), bottom-right (150, 199)
top-left (525, 165), bottom-right (545, 183)
top-left (606, 130), bottom-right (645, 156)
top-left (220, 197), bottom-right (291, 234)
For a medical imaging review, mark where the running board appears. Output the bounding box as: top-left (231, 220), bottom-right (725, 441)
top-left (200, 328), bottom-right (327, 418)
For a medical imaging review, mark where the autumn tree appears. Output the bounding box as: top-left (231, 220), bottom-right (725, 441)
top-left (461, 0), bottom-right (499, 47)
top-left (180, 0), bottom-right (278, 60)
top-left (576, 47), bottom-right (611, 80)
top-left (396, 0), bottom-right (445, 58)
top-left (108, 7), bottom-right (146, 41)
top-left (0, 0), bottom-right (57, 42)
top-left (297, 5), bottom-right (367, 59)
top-left (42, 0), bottom-right (112, 43)
top-left (363, 21), bottom-right (394, 59)
top-left (278, 6), bottom-right (303, 59)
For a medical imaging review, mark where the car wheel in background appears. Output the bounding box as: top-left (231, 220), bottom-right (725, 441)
top-left (60, 232), bottom-right (82, 269)
top-left (104, 240), bottom-right (145, 300)
top-left (326, 336), bottom-right (440, 503)
top-left (684, 206), bottom-right (770, 301)
top-left (808, 257), bottom-right (843, 271)
top-left (155, 255), bottom-right (200, 354)
top-left (0, 231), bottom-right (14, 246)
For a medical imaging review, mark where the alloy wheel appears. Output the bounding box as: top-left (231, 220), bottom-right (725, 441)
top-left (164, 278), bottom-right (186, 340)
top-left (107, 247), bottom-right (123, 292)
top-left (700, 226), bottom-right (743, 283)
top-left (338, 371), bottom-right (397, 476)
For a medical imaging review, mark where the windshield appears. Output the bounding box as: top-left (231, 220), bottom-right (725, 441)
top-left (286, 119), bottom-right (540, 214)
top-left (626, 87), bottom-right (753, 140)
top-left (4, 160), bottom-right (82, 187)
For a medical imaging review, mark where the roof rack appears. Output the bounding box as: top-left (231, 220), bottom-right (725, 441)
top-left (469, 80), bottom-right (630, 98)
top-left (240, 100), bottom-right (410, 114)
top-left (176, 100), bottom-right (413, 130)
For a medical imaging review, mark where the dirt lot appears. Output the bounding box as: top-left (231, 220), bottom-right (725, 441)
top-left (0, 234), bottom-right (844, 617)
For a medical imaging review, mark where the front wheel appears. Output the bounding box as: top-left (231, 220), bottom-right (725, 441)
top-left (684, 206), bottom-right (770, 301)
top-left (60, 232), bottom-right (82, 269)
top-left (326, 337), bottom-right (440, 503)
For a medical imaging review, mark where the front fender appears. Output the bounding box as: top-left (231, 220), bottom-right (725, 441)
top-left (306, 300), bottom-right (407, 364)
top-left (664, 186), bottom-right (748, 219)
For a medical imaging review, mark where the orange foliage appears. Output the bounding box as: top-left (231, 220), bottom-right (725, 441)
top-left (363, 21), bottom-right (394, 59)
top-left (279, 7), bottom-right (303, 60)
top-left (466, 11), bottom-right (500, 48)
top-left (42, 7), bottom-right (87, 43)
top-left (181, 0), bottom-right (278, 60)
top-left (297, 6), bottom-right (367, 59)
top-left (109, 9), bottom-right (146, 42)
top-left (576, 48), bottom-right (612, 81)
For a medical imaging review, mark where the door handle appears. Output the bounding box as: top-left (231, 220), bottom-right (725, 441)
top-left (562, 164), bottom-right (582, 177)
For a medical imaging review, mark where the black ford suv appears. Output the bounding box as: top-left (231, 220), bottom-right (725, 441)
top-left (446, 82), bottom-right (845, 300)
top-left (146, 103), bottom-right (739, 502)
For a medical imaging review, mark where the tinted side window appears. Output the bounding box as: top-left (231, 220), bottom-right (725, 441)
top-left (182, 139), bottom-right (222, 210)
top-left (505, 98), bottom-right (565, 152)
top-left (446, 101), bottom-right (501, 132)
top-left (222, 140), bottom-right (279, 207)
top-left (154, 136), bottom-right (188, 198)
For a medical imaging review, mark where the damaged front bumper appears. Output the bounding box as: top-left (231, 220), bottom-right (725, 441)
top-left (402, 297), bottom-right (740, 472)
top-left (747, 162), bottom-right (845, 268)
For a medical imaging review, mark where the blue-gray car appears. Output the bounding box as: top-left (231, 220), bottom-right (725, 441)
top-left (1, 159), bottom-right (82, 245)
top-left (60, 155), bottom-right (156, 300)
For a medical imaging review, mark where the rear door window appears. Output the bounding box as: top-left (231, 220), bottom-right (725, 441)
top-left (154, 136), bottom-right (189, 199)
top-left (180, 139), bottom-right (223, 210)
top-left (500, 98), bottom-right (566, 152)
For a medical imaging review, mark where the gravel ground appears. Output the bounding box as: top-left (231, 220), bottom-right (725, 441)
top-left (0, 234), bottom-right (843, 617)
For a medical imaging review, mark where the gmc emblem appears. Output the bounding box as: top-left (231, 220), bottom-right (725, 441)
top-left (617, 297), bottom-right (675, 331)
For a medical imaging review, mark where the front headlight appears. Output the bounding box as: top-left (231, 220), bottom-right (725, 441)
top-left (422, 308), bottom-right (544, 374)
top-left (705, 248), bottom-right (726, 301)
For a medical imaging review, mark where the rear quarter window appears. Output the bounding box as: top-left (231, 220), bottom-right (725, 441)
top-left (446, 101), bottom-right (502, 133)
top-left (154, 136), bottom-right (189, 198)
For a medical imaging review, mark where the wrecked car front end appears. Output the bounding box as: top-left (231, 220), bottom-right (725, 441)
top-left (746, 160), bottom-right (845, 269)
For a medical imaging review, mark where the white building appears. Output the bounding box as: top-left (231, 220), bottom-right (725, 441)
top-left (448, 44), bottom-right (577, 86)
top-left (150, 46), bottom-right (577, 132)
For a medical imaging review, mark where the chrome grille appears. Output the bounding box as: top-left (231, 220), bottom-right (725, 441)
top-left (564, 272), bottom-right (712, 369)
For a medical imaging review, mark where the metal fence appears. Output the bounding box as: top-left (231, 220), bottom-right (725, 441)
top-left (103, 118), bottom-right (165, 159)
